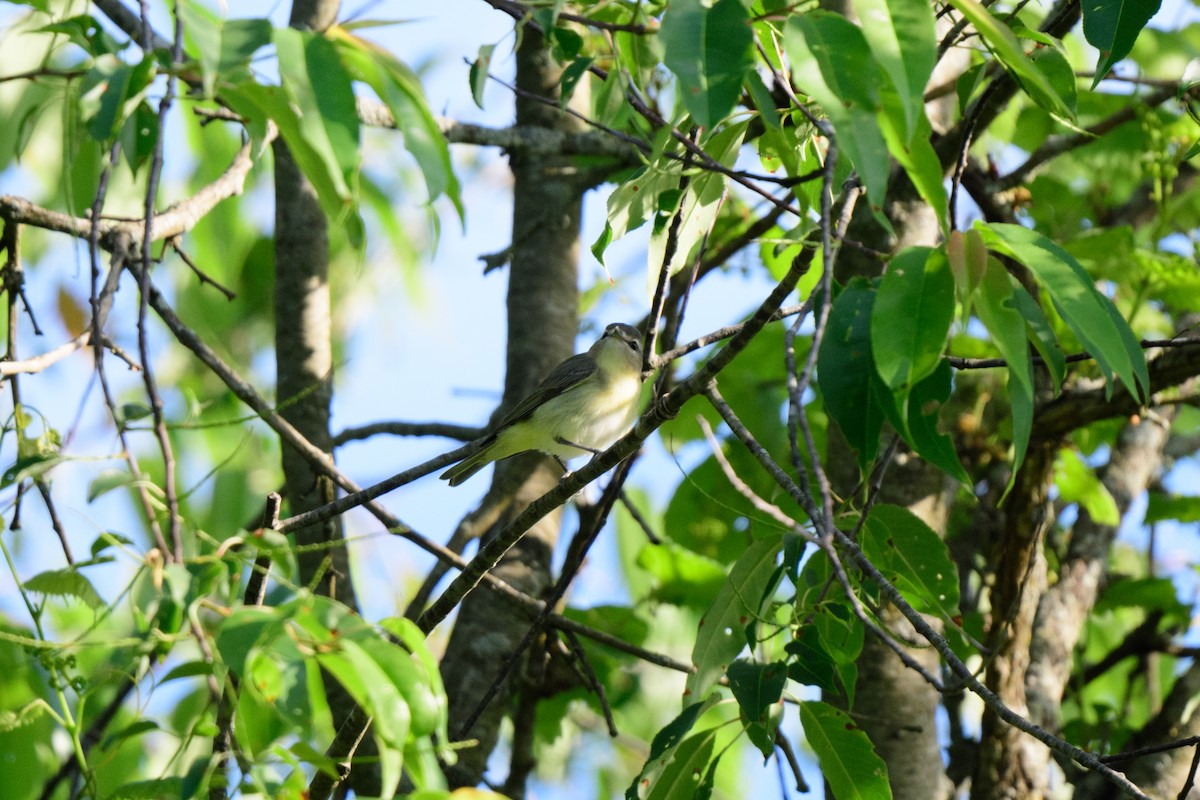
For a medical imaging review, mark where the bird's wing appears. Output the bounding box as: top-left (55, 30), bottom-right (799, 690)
top-left (493, 353), bottom-right (597, 429)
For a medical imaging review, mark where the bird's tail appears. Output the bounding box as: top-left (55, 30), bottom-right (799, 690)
top-left (440, 442), bottom-right (497, 487)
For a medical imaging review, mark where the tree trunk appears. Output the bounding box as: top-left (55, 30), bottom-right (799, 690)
top-left (441, 28), bottom-right (584, 790)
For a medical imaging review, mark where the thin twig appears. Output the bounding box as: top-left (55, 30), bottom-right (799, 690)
top-left (332, 420), bottom-right (483, 447)
top-left (136, 0), bottom-right (185, 563)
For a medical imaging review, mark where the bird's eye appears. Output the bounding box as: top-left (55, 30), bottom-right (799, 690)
top-left (627, 339), bottom-right (640, 351)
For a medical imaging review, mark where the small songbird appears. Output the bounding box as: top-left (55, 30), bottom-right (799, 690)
top-left (440, 322), bottom-right (645, 487)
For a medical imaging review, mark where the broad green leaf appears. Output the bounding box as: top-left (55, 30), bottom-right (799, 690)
top-left (356, 637), bottom-right (440, 738)
top-left (800, 701), bottom-right (891, 800)
top-left (180, 3), bottom-right (271, 98)
top-left (179, 0), bottom-right (222, 98)
top-left (686, 533), bottom-right (784, 700)
top-left (1083, 0), bottom-right (1162, 87)
top-left (1030, 45), bottom-right (1077, 116)
top-left (973, 258), bottom-right (1034, 489)
top-left (785, 626), bottom-right (843, 695)
top-left (884, 359), bottom-right (969, 482)
top-left (318, 640), bottom-right (411, 748)
top-left (860, 504), bottom-right (960, 618)
top-left (380, 616), bottom-right (452, 759)
top-left (945, 0), bottom-right (1074, 120)
top-left (215, 605), bottom-right (287, 677)
top-left (24, 568), bottom-right (103, 610)
top-left (660, 0), bottom-right (754, 128)
top-left (332, 29), bottom-right (462, 217)
top-left (817, 280), bottom-right (886, 471)
top-left (726, 659), bottom-right (787, 726)
top-left (978, 222), bottom-right (1149, 402)
top-left (872, 247), bottom-right (954, 395)
top-left (1054, 449), bottom-right (1119, 526)
top-left (1, 453), bottom-right (65, 488)
top-left (1145, 491), bottom-right (1200, 524)
top-left (784, 12), bottom-right (890, 204)
top-left (81, 54), bottom-right (155, 143)
top-left (855, 0), bottom-right (937, 140)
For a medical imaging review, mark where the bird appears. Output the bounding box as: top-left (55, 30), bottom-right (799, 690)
top-left (440, 322), bottom-right (645, 487)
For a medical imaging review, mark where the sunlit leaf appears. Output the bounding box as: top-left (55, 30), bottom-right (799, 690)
top-left (686, 534), bottom-right (784, 700)
top-left (661, 0), bottom-right (754, 128)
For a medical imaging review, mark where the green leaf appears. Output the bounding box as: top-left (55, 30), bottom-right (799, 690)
top-left (160, 660), bottom-right (216, 684)
top-left (660, 0), bottom-right (754, 128)
top-left (878, 107), bottom-right (949, 233)
top-left (978, 222), bottom-right (1149, 402)
top-left (638, 542), bottom-right (728, 608)
top-left (1145, 491), bottom-right (1200, 524)
top-left (646, 122), bottom-right (746, 288)
top-left (333, 30), bottom-right (462, 217)
top-left (686, 534), bottom-right (784, 700)
top-left (800, 701), bottom-right (891, 800)
top-left (855, 0), bottom-right (938, 140)
top-left (645, 728), bottom-right (721, 800)
top-left (463, 43), bottom-right (492, 109)
top-left (24, 568), bottom-right (103, 610)
top-left (1054, 449), bottom-right (1119, 526)
top-left (860, 504), bottom-right (960, 618)
top-left (221, 80), bottom-right (364, 248)
top-left (1030, 44), bottom-right (1077, 116)
top-left (107, 778), bottom-right (184, 799)
top-left (817, 281), bottom-right (886, 471)
top-left (945, 0), bottom-right (1074, 120)
top-left (215, 605), bottom-right (286, 677)
top-left (275, 28), bottom-right (358, 186)
top-left (318, 640), bottom-right (411, 748)
top-left (784, 12), bottom-right (890, 205)
top-left (973, 258), bottom-right (1035, 492)
top-left (785, 626), bottom-right (843, 695)
top-left (872, 247), bottom-right (954, 395)
top-left (726, 659), bottom-right (787, 726)
top-left (1083, 0), bottom-right (1162, 86)
top-left (1, 453), bottom-right (65, 488)
top-left (81, 55), bottom-right (155, 143)
top-left (895, 359), bottom-right (970, 482)
top-left (1010, 285), bottom-right (1066, 394)
top-left (356, 637), bottom-right (440, 738)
